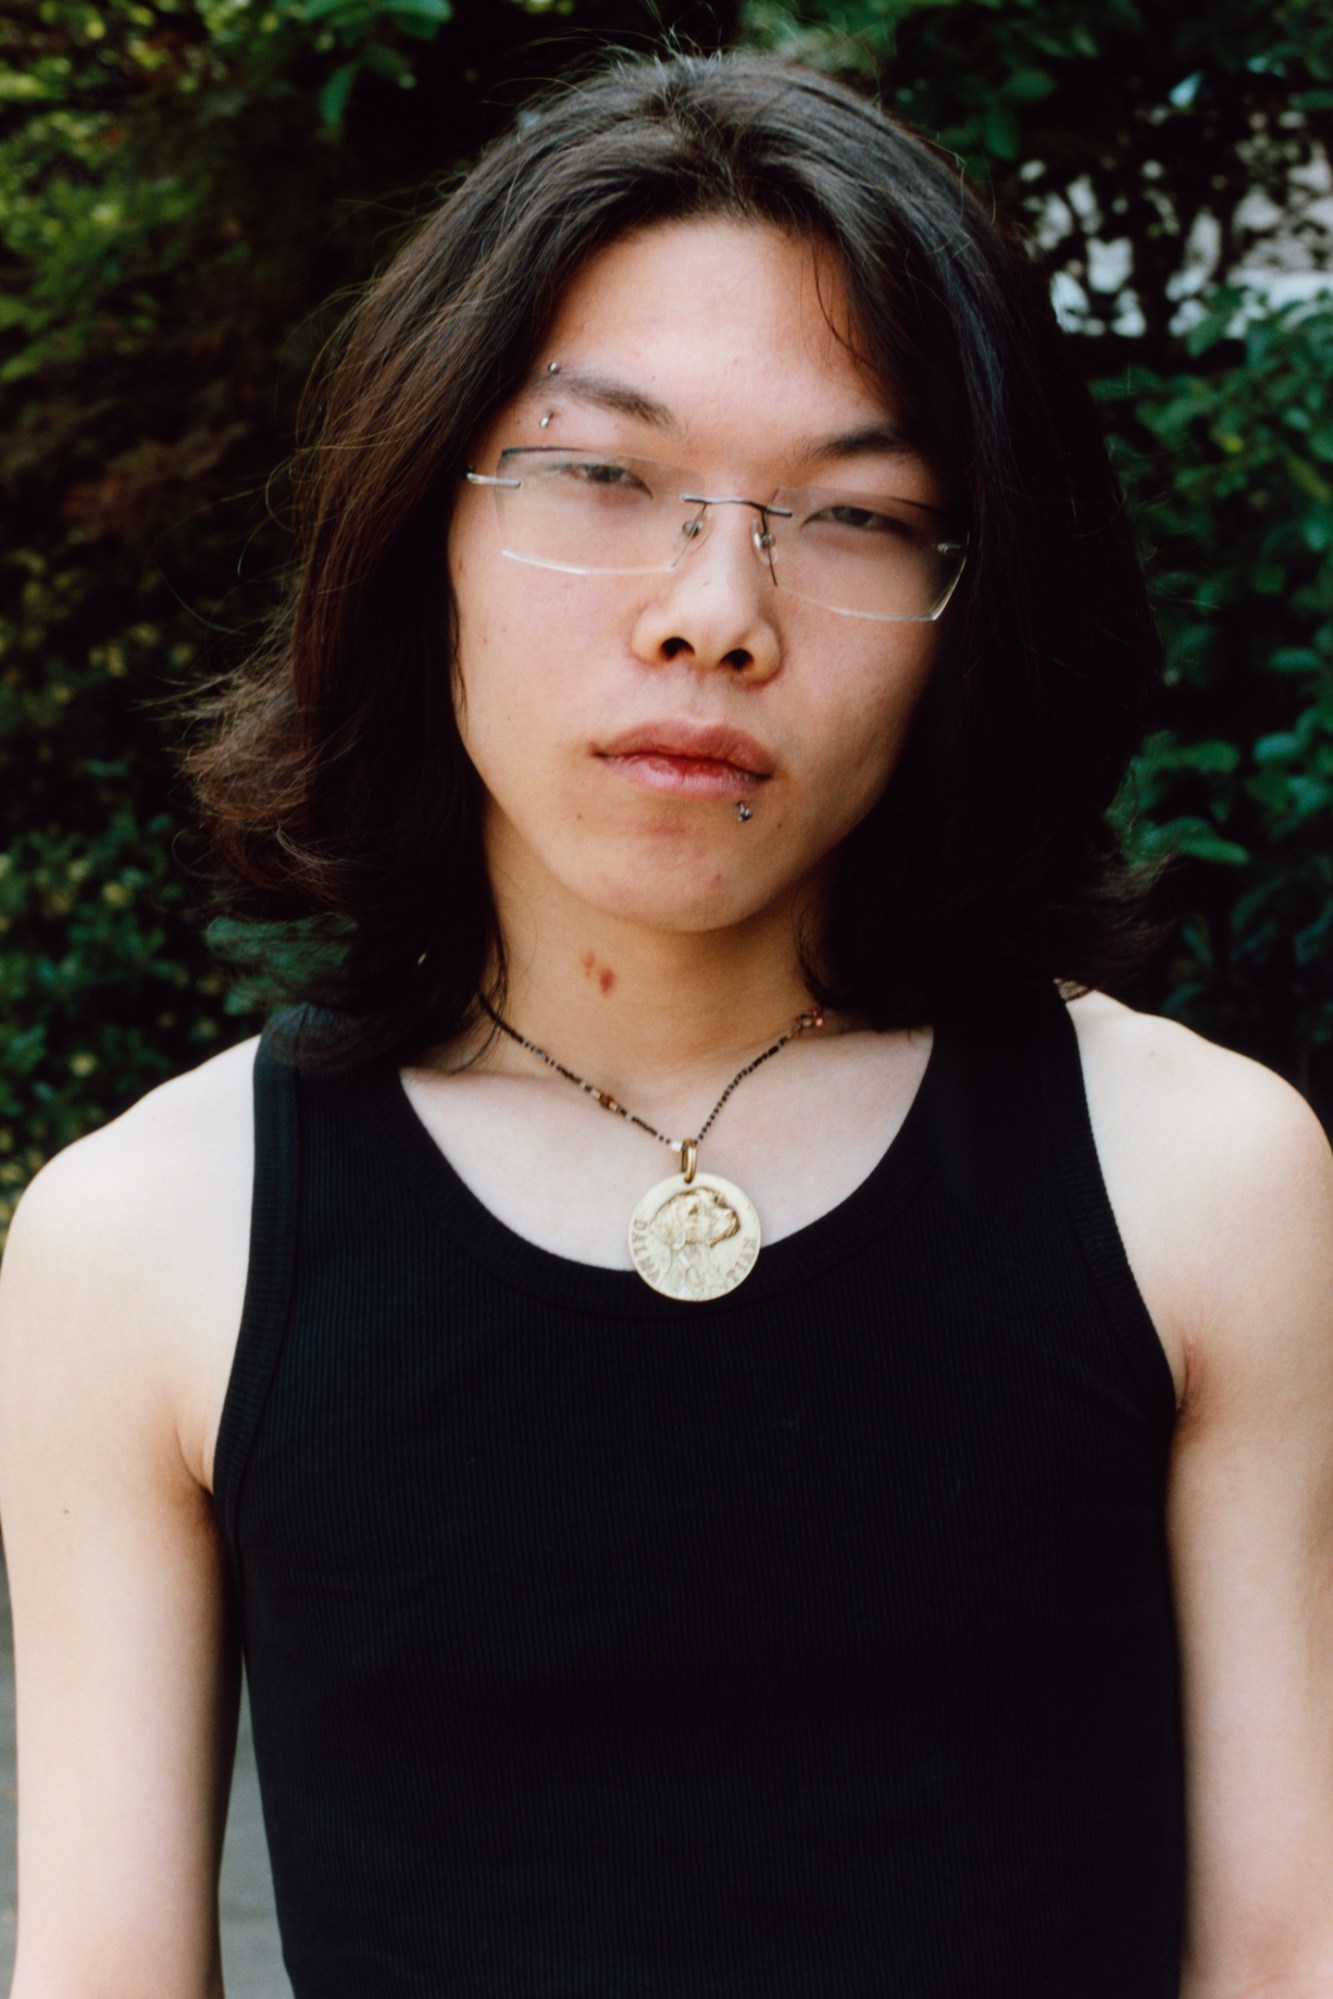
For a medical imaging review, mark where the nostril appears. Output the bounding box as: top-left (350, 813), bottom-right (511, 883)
top-left (724, 649), bottom-right (753, 672)
top-left (661, 636), bottom-right (692, 660)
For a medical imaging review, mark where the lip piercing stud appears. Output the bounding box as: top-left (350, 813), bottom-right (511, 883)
top-left (736, 802), bottom-right (753, 823)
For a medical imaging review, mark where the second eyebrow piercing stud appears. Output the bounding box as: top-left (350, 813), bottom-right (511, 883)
top-left (539, 411), bottom-right (554, 428)
top-left (546, 361), bottom-right (561, 374)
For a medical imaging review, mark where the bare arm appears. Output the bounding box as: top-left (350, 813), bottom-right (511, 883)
top-left (0, 1047), bottom-right (255, 1998)
top-left (1170, 1087), bottom-right (1333, 1997)
top-left (1075, 1000), bottom-right (1333, 1998)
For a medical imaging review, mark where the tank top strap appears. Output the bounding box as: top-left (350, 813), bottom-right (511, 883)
top-left (923, 984), bottom-right (1175, 1425)
top-left (921, 984), bottom-right (1060, 1205)
top-left (213, 1016), bottom-right (303, 1571)
top-left (1040, 987), bottom-right (1180, 1421)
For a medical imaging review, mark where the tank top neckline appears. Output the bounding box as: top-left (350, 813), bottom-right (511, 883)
top-left (353, 1021), bottom-right (947, 1318)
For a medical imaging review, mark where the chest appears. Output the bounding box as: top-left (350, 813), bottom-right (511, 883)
top-left (399, 1032), bottom-right (933, 1269)
top-left (227, 1116), bottom-right (1177, 1700)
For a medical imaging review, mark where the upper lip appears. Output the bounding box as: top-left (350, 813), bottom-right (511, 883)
top-left (597, 720), bottom-right (775, 776)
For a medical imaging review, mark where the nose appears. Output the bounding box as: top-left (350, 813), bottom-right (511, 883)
top-left (628, 505), bottom-right (782, 681)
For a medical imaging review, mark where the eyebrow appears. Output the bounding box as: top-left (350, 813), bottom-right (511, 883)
top-left (797, 422), bottom-right (921, 468)
top-left (526, 368), bottom-right (921, 467)
top-left (528, 368), bottom-right (679, 431)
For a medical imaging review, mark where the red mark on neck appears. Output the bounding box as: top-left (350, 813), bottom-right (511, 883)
top-left (579, 951), bottom-right (616, 996)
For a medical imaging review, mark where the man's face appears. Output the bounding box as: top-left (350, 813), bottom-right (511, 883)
top-left (447, 217), bottom-right (949, 941)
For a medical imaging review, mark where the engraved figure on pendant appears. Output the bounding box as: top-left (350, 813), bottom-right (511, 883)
top-left (649, 1184), bottom-right (741, 1295)
top-left (629, 1170), bottom-right (762, 1301)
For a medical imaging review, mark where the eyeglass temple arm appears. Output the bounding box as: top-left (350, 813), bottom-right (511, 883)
top-left (465, 471), bottom-right (522, 488)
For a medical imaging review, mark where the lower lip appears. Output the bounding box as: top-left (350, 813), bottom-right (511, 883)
top-left (601, 752), bottom-right (767, 798)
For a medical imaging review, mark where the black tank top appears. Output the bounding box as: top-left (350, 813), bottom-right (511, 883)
top-left (214, 988), bottom-right (1184, 1998)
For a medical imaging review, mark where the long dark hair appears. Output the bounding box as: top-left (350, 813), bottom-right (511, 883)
top-left (187, 49), bottom-right (1163, 1066)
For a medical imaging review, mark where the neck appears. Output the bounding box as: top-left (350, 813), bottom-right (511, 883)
top-left (480, 885), bottom-right (823, 1102)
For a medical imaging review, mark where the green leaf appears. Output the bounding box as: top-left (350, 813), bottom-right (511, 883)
top-left (1179, 738), bottom-right (1243, 775)
top-left (1246, 768), bottom-right (1294, 812)
top-left (1286, 774), bottom-right (1333, 820)
top-left (1184, 288), bottom-right (1246, 358)
top-left (1270, 648), bottom-right (1324, 676)
top-left (1300, 509), bottom-right (1333, 553)
top-left (385, 0), bottom-right (452, 22)
top-left (0, 343), bottom-right (55, 385)
top-left (1294, 904), bottom-right (1333, 967)
top-left (361, 40), bottom-right (415, 82)
top-left (981, 104), bottom-right (1020, 161)
top-left (1147, 817), bottom-right (1251, 866)
top-left (1005, 66), bottom-right (1055, 103)
top-left (1287, 456), bottom-right (1333, 503)
top-left (1230, 879), bottom-right (1284, 937)
top-left (1254, 730), bottom-right (1305, 765)
top-left (318, 58), bottom-right (358, 128)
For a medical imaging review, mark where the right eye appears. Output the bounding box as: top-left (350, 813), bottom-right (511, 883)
top-left (557, 457), bottom-right (646, 492)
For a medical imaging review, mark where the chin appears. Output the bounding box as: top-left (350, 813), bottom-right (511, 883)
top-left (580, 850), bottom-right (783, 935)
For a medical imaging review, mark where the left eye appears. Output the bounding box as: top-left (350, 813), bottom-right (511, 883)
top-left (811, 504), bottom-right (907, 537)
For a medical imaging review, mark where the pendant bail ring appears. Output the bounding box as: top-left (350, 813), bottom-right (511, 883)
top-left (679, 1137), bottom-right (699, 1184)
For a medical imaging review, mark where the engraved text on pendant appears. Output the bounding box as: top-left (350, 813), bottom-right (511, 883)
top-left (627, 1169), bottom-right (761, 1302)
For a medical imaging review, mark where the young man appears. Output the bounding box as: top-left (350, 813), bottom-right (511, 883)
top-left (2, 50), bottom-right (1332, 1999)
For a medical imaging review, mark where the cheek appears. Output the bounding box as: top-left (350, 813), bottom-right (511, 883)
top-left (818, 634), bottom-right (938, 792)
top-left (449, 576), bottom-right (604, 809)
top-left (449, 554), bottom-right (538, 745)
top-left (452, 533), bottom-right (618, 685)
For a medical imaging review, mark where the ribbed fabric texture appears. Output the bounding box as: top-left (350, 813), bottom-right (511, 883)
top-left (214, 988), bottom-right (1184, 1998)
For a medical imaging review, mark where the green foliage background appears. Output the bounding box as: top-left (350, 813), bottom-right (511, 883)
top-left (2, 0), bottom-right (1331, 1229)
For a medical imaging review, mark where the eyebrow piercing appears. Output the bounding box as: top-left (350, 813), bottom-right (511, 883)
top-left (539, 411), bottom-right (554, 428)
top-left (736, 802), bottom-right (753, 823)
top-left (546, 361), bottom-right (561, 374)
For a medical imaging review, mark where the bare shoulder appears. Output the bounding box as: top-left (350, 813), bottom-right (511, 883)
top-left (1, 1035), bottom-right (261, 1489)
top-left (7, 1033), bottom-right (259, 1274)
top-left (1067, 989), bottom-right (1329, 1189)
top-left (1066, 991), bottom-right (1333, 1398)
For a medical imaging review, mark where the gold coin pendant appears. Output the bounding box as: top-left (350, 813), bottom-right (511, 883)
top-left (627, 1169), bottom-right (762, 1302)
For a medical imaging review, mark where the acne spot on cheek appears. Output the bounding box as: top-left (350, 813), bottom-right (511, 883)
top-left (599, 967), bottom-right (615, 995)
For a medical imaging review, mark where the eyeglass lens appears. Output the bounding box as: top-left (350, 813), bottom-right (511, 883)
top-left (482, 449), bottom-right (966, 622)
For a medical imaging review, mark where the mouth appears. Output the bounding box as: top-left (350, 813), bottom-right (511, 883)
top-left (596, 721), bottom-right (775, 799)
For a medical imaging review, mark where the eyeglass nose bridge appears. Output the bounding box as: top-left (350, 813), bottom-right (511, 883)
top-left (677, 492), bottom-right (794, 580)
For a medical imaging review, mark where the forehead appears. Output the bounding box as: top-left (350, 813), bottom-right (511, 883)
top-left (507, 218), bottom-right (905, 461)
